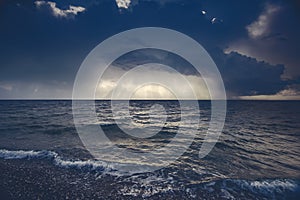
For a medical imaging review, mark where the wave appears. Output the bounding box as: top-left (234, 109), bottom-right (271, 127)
top-left (120, 178), bottom-right (299, 198)
top-left (0, 149), bottom-right (113, 173)
top-left (0, 148), bottom-right (174, 176)
top-left (224, 179), bottom-right (299, 198)
top-left (0, 149), bottom-right (299, 199)
top-left (231, 179), bottom-right (298, 193)
top-left (0, 149), bottom-right (56, 159)
top-left (118, 178), bottom-right (299, 199)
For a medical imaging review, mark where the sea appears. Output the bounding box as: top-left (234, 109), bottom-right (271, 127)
top-left (0, 100), bottom-right (299, 199)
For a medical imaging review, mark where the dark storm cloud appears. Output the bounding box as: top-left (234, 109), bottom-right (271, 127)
top-left (211, 49), bottom-right (286, 96)
top-left (225, 1), bottom-right (300, 79)
top-left (112, 48), bottom-right (288, 97)
top-left (0, 0), bottom-right (299, 98)
top-left (111, 49), bottom-right (199, 76)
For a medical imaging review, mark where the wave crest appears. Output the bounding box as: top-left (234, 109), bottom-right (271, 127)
top-left (0, 149), bottom-right (112, 172)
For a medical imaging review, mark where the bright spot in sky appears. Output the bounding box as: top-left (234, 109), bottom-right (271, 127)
top-left (211, 17), bottom-right (217, 24)
top-left (131, 84), bottom-right (176, 99)
top-left (95, 65), bottom-right (212, 100)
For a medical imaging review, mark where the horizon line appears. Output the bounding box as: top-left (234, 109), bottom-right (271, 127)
top-left (0, 98), bottom-right (299, 101)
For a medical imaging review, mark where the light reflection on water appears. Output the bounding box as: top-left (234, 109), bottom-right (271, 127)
top-left (0, 100), bottom-right (299, 179)
top-left (0, 100), bottom-right (299, 199)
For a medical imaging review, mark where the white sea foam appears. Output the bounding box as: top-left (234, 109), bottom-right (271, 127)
top-left (233, 179), bottom-right (298, 193)
top-left (220, 178), bottom-right (299, 199)
top-left (0, 149), bottom-right (162, 176)
top-left (0, 149), bottom-right (113, 173)
top-left (0, 149), bottom-right (57, 159)
top-left (0, 149), bottom-right (299, 199)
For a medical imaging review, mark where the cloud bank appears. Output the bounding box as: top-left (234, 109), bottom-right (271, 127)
top-left (225, 3), bottom-right (300, 79)
top-left (1, 0), bottom-right (299, 99)
top-left (35, 1), bottom-right (86, 18)
top-left (246, 4), bottom-right (280, 39)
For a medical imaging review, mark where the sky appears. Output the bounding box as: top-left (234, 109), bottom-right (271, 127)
top-left (0, 0), bottom-right (300, 99)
